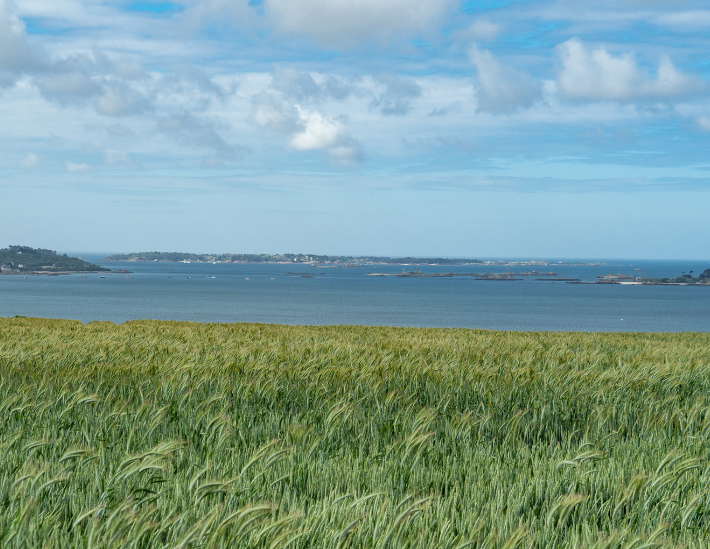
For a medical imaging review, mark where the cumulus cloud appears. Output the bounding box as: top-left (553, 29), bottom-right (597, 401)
top-left (33, 52), bottom-right (151, 116)
top-left (369, 75), bottom-right (421, 116)
top-left (0, 0), bottom-right (42, 87)
top-left (290, 109), bottom-right (362, 163)
top-left (0, 1), bottom-right (153, 118)
top-left (469, 46), bottom-right (540, 113)
top-left (251, 92), bottom-right (361, 163)
top-left (452, 20), bottom-right (500, 43)
top-left (67, 161), bottom-right (90, 173)
top-left (156, 112), bottom-right (247, 167)
top-left (264, 0), bottom-right (455, 47)
top-left (556, 38), bottom-right (703, 101)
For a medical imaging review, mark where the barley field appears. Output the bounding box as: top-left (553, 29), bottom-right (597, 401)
top-left (2, 318), bottom-right (710, 548)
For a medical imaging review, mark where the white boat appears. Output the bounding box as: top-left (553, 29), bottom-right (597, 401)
top-left (245, 277), bottom-right (250, 280)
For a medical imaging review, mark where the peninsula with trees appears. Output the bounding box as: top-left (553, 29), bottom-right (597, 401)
top-left (0, 246), bottom-right (113, 274)
top-left (638, 269), bottom-right (710, 285)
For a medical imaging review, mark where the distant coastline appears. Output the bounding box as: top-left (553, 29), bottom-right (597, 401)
top-left (373, 269), bottom-right (710, 286)
top-left (101, 251), bottom-right (610, 267)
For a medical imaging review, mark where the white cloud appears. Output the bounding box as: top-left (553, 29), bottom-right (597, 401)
top-left (468, 46), bottom-right (540, 113)
top-left (264, 0), bottom-right (455, 47)
top-left (67, 161), bottom-right (90, 172)
top-left (34, 56), bottom-right (101, 105)
top-left (653, 11), bottom-right (710, 30)
top-left (251, 91), bottom-right (361, 163)
top-left (181, 0), bottom-right (256, 32)
top-left (20, 152), bottom-right (39, 168)
top-left (556, 39), bottom-right (703, 101)
top-left (698, 117), bottom-right (710, 131)
top-left (249, 91), bottom-right (302, 133)
top-left (270, 67), bottom-right (355, 103)
top-left (452, 20), bottom-right (500, 43)
top-left (290, 112), bottom-right (341, 150)
top-left (271, 67), bottom-right (321, 102)
top-left (290, 109), bottom-right (361, 162)
top-left (94, 82), bottom-right (149, 117)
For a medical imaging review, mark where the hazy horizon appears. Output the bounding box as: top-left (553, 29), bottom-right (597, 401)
top-left (2, 0), bottom-right (710, 258)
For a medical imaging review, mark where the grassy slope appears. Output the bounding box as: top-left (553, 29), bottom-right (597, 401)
top-left (1, 318), bottom-right (710, 547)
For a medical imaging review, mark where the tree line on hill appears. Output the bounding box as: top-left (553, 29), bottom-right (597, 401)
top-left (0, 246), bottom-right (108, 273)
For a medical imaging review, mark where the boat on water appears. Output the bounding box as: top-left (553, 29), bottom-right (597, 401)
top-left (245, 277), bottom-right (250, 280)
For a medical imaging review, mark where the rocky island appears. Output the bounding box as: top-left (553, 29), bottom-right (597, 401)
top-left (369, 270), bottom-right (559, 280)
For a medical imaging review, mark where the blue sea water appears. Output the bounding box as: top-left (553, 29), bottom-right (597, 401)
top-left (0, 257), bottom-right (708, 331)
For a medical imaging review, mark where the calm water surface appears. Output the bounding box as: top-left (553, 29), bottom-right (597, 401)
top-left (1, 257), bottom-right (709, 331)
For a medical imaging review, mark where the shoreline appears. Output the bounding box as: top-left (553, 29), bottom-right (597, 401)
top-left (0, 269), bottom-right (131, 276)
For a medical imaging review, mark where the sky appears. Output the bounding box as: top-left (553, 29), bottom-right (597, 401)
top-left (1, 0), bottom-right (710, 259)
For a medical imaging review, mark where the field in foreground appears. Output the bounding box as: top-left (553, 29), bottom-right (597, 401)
top-left (2, 319), bottom-right (710, 548)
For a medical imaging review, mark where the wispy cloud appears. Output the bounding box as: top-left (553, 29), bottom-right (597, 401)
top-left (156, 112), bottom-right (248, 167)
top-left (469, 46), bottom-right (540, 113)
top-left (369, 75), bottom-right (422, 116)
top-left (67, 161), bottom-right (90, 172)
top-left (20, 152), bottom-right (39, 168)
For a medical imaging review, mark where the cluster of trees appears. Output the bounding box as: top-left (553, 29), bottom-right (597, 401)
top-left (0, 246), bottom-right (108, 272)
top-left (653, 269), bottom-right (710, 284)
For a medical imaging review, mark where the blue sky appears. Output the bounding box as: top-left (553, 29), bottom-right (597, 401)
top-left (1, 0), bottom-right (710, 258)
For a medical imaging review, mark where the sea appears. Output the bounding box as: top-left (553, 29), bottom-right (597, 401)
top-left (1, 256), bottom-right (709, 332)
